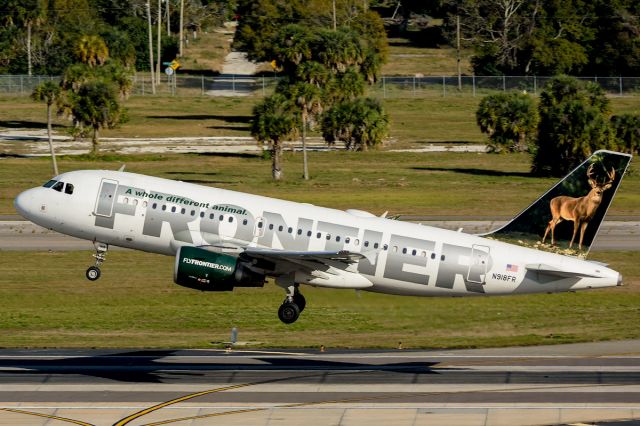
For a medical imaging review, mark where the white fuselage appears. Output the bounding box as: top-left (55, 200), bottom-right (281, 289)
top-left (14, 170), bottom-right (621, 296)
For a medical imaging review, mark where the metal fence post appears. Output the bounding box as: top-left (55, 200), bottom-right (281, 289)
top-left (383, 76), bottom-right (386, 99)
top-left (20, 75), bottom-right (24, 94)
top-left (262, 76), bottom-right (265, 96)
top-left (502, 75), bottom-right (506, 91)
top-left (232, 74), bottom-right (236, 93)
top-left (533, 75), bottom-right (537, 95)
top-left (619, 76), bottom-right (623, 96)
top-left (201, 75), bottom-right (204, 95)
top-left (472, 75), bottom-right (476, 97)
top-left (142, 75), bottom-right (145, 95)
top-left (442, 75), bottom-right (446, 97)
top-left (412, 76), bottom-right (416, 96)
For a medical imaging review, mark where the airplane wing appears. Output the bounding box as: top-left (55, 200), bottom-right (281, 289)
top-left (242, 247), bottom-right (366, 264)
top-left (525, 263), bottom-right (603, 278)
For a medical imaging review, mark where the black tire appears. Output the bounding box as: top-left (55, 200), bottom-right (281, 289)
top-left (293, 293), bottom-right (306, 312)
top-left (86, 266), bottom-right (101, 281)
top-left (278, 302), bottom-right (300, 324)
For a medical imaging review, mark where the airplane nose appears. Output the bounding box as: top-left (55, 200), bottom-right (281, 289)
top-left (14, 188), bottom-right (39, 220)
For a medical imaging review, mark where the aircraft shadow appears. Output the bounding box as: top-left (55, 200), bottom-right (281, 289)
top-left (0, 350), bottom-right (440, 384)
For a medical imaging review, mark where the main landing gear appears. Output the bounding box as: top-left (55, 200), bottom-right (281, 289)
top-left (277, 282), bottom-right (306, 324)
top-left (86, 242), bottom-right (108, 281)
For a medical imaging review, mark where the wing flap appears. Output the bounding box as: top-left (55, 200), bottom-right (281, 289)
top-left (242, 247), bottom-right (366, 264)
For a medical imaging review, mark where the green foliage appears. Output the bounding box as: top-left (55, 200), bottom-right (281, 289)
top-left (71, 80), bottom-right (124, 154)
top-left (476, 92), bottom-right (538, 153)
top-left (443, 0), bottom-right (640, 76)
top-left (532, 75), bottom-right (616, 176)
top-left (251, 93), bottom-right (298, 180)
top-left (611, 114), bottom-right (640, 154)
top-left (321, 97), bottom-right (390, 151)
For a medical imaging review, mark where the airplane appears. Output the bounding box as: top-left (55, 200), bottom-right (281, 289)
top-left (14, 150), bottom-right (632, 324)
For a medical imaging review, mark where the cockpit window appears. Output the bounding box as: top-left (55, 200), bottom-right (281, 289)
top-left (64, 183), bottom-right (74, 195)
top-left (43, 180), bottom-right (57, 188)
top-left (52, 181), bottom-right (64, 192)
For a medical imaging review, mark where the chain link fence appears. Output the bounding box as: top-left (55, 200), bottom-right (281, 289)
top-left (2, 73), bottom-right (640, 98)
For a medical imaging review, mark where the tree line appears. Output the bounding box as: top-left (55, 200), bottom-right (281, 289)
top-left (0, 0), bottom-right (233, 75)
top-left (476, 75), bottom-right (639, 176)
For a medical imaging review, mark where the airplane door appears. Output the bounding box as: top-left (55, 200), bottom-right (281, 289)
top-left (467, 244), bottom-right (490, 284)
top-left (94, 179), bottom-right (119, 217)
top-left (254, 217), bottom-right (266, 237)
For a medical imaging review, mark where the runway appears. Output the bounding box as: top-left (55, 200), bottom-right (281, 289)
top-left (1, 341), bottom-right (640, 425)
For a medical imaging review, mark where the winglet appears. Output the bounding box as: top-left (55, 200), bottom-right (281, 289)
top-left (117, 164), bottom-right (126, 172)
top-left (485, 150), bottom-right (632, 257)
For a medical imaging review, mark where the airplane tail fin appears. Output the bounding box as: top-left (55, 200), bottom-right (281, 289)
top-left (485, 150), bottom-right (632, 257)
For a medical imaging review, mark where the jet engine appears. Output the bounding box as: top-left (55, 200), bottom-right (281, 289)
top-left (174, 246), bottom-right (265, 291)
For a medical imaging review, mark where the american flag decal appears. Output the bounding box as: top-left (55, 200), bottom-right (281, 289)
top-left (506, 264), bottom-right (519, 272)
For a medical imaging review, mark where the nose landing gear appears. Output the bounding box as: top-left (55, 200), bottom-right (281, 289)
top-left (86, 242), bottom-right (108, 281)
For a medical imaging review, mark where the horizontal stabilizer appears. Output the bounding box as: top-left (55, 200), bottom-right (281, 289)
top-left (525, 263), bottom-right (601, 278)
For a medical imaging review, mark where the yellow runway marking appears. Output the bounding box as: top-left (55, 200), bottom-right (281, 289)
top-left (113, 382), bottom-right (257, 426)
top-left (0, 407), bottom-right (95, 426)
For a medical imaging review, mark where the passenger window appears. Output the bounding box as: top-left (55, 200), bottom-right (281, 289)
top-left (383, 244), bottom-right (388, 250)
top-left (278, 225), bottom-right (283, 231)
top-left (64, 183), bottom-right (74, 195)
top-left (258, 221), bottom-right (263, 228)
top-left (152, 203), bottom-right (157, 209)
top-left (307, 231), bottom-right (312, 237)
top-left (133, 199), bottom-right (139, 206)
top-left (374, 243), bottom-right (379, 249)
top-left (200, 212), bottom-right (205, 218)
top-left (393, 246), bottom-right (398, 252)
top-left (345, 237), bottom-right (351, 244)
top-left (243, 219), bottom-right (248, 225)
top-left (43, 180), bottom-right (57, 188)
top-left (228, 217), bottom-right (233, 222)
top-left (124, 197), bottom-right (129, 204)
top-left (441, 255), bottom-right (445, 261)
top-left (219, 215), bottom-right (224, 221)
top-left (210, 213), bottom-right (214, 219)
top-left (142, 201), bottom-right (147, 207)
top-left (191, 210), bottom-right (195, 216)
top-left (181, 208), bottom-right (186, 214)
top-left (326, 234), bottom-right (331, 240)
top-left (336, 236), bottom-right (340, 242)
top-left (431, 253), bottom-right (436, 259)
top-left (412, 249), bottom-right (417, 256)
top-left (269, 224), bottom-right (274, 230)
top-left (52, 181), bottom-right (64, 192)
top-left (288, 227), bottom-right (293, 234)
top-left (317, 232), bottom-right (321, 239)
top-left (297, 229), bottom-right (302, 235)
top-left (162, 205), bottom-right (167, 211)
top-left (364, 241), bottom-right (369, 247)
top-left (171, 206), bottom-right (176, 213)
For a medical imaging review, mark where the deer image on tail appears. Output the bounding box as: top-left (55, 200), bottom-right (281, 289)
top-left (542, 164), bottom-right (616, 250)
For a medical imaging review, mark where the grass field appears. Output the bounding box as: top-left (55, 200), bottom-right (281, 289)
top-left (0, 250), bottom-right (638, 349)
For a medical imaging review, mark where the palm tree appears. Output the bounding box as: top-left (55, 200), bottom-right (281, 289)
top-left (287, 82), bottom-right (323, 180)
top-left (76, 35), bottom-right (109, 67)
top-left (31, 81), bottom-right (61, 175)
top-left (251, 94), bottom-right (297, 181)
top-left (71, 82), bottom-right (124, 155)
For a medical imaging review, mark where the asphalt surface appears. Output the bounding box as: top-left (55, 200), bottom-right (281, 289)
top-left (1, 342), bottom-right (640, 425)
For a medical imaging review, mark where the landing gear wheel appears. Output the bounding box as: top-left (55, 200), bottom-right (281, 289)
top-left (86, 266), bottom-right (101, 281)
top-left (293, 293), bottom-right (306, 312)
top-left (278, 302), bottom-right (300, 324)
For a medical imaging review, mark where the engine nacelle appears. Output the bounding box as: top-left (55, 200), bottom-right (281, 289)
top-left (174, 246), bottom-right (265, 291)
